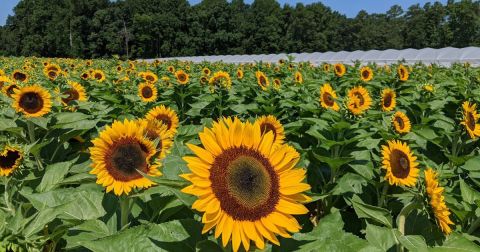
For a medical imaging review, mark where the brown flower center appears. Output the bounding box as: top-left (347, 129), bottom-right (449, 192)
top-left (19, 92), bottom-right (44, 114)
top-left (62, 89), bottom-right (80, 104)
top-left (395, 116), bottom-right (405, 129)
top-left (105, 139), bottom-right (149, 181)
top-left (383, 93), bottom-right (392, 108)
top-left (94, 73), bottom-right (103, 80)
top-left (155, 114), bottom-right (172, 130)
top-left (0, 150), bottom-right (21, 169)
top-left (466, 112), bottom-right (476, 130)
top-left (353, 91), bottom-right (365, 106)
top-left (13, 72), bottom-right (27, 82)
top-left (362, 70), bottom-right (370, 79)
top-left (178, 74), bottom-right (187, 82)
top-left (390, 150), bottom-right (410, 179)
top-left (323, 92), bottom-right (335, 106)
top-left (145, 75), bottom-right (155, 82)
top-left (141, 86), bottom-right (153, 99)
top-left (259, 76), bottom-right (267, 87)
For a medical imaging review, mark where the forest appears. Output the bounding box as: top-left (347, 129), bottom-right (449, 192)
top-left (0, 0), bottom-right (479, 59)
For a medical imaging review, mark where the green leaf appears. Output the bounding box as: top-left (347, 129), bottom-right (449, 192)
top-left (196, 240), bottom-right (224, 252)
top-left (461, 156), bottom-right (480, 172)
top-left (430, 233), bottom-right (480, 251)
top-left (0, 118), bottom-right (17, 130)
top-left (37, 160), bottom-right (74, 192)
top-left (366, 223), bottom-right (397, 251)
top-left (332, 173), bottom-right (367, 195)
top-left (313, 153), bottom-right (355, 171)
top-left (351, 195), bottom-right (393, 228)
top-left (397, 235), bottom-right (428, 252)
top-left (459, 180), bottom-right (480, 205)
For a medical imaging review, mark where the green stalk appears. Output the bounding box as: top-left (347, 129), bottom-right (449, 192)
top-left (119, 196), bottom-right (131, 229)
top-left (468, 216), bottom-right (480, 234)
top-left (377, 183), bottom-right (389, 207)
top-left (3, 177), bottom-right (14, 214)
top-left (27, 120), bottom-right (44, 170)
top-left (396, 202), bottom-right (421, 252)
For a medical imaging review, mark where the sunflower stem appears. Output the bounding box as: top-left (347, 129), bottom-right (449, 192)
top-left (396, 201), bottom-right (421, 252)
top-left (378, 182), bottom-right (389, 207)
top-left (27, 120), bottom-right (44, 170)
top-left (468, 216), bottom-right (480, 234)
top-left (3, 177), bottom-right (14, 214)
top-left (119, 196), bottom-right (131, 229)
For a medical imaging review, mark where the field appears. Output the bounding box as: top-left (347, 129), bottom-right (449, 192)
top-left (0, 57), bottom-right (480, 251)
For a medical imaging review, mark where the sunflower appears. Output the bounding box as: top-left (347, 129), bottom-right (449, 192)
top-left (323, 64), bottom-right (330, 72)
top-left (423, 84), bottom-right (434, 93)
top-left (334, 63), bottom-right (346, 77)
top-left (137, 82), bottom-right (157, 103)
top-left (360, 66), bottom-right (373, 82)
top-left (136, 119), bottom-right (173, 160)
top-left (92, 70), bottom-right (106, 82)
top-left (381, 140), bottom-right (419, 187)
top-left (381, 88), bottom-right (396, 112)
top-left (85, 60), bottom-right (93, 66)
top-left (347, 86), bottom-right (372, 115)
top-left (236, 69), bottom-right (244, 79)
top-left (294, 71), bottom-right (303, 84)
top-left (319, 83), bottom-right (340, 111)
top-left (2, 83), bottom-right (20, 97)
top-left (175, 70), bottom-right (189, 85)
top-left (202, 67), bottom-right (211, 76)
top-left (45, 70), bottom-right (59, 81)
top-left (116, 65), bottom-right (123, 72)
top-left (256, 115), bottom-right (285, 145)
top-left (256, 71), bottom-right (269, 90)
top-left (12, 85), bottom-right (52, 118)
top-left (0, 76), bottom-right (13, 90)
top-left (141, 71), bottom-right (158, 84)
top-left (60, 81), bottom-right (87, 105)
top-left (145, 105), bottom-right (179, 135)
top-left (461, 101), bottom-right (480, 139)
top-left (209, 71), bottom-right (232, 89)
top-left (392, 111), bottom-right (411, 134)
top-left (80, 72), bottom-right (90, 80)
top-left (89, 119), bottom-right (161, 196)
top-left (397, 65), bottom-right (409, 81)
top-left (424, 168), bottom-right (454, 235)
top-left (167, 65), bottom-right (175, 73)
top-left (12, 70), bottom-right (28, 83)
top-left (273, 78), bottom-right (281, 90)
top-left (181, 117), bottom-right (310, 252)
top-left (0, 146), bottom-right (23, 177)
top-left (44, 63), bottom-right (61, 73)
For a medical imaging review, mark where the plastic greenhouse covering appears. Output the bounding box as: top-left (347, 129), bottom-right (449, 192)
top-left (148, 47), bottom-right (480, 66)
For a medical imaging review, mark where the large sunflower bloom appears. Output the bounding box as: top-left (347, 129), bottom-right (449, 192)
top-left (256, 71), bottom-right (269, 90)
top-left (12, 70), bottom-right (28, 83)
top-left (175, 70), bottom-right (189, 85)
top-left (397, 65), bottom-right (409, 81)
top-left (319, 83), bottom-right (340, 111)
top-left (136, 118), bottom-right (173, 160)
top-left (181, 117), bottom-right (311, 252)
top-left (294, 71), bottom-right (303, 84)
top-left (461, 101), bottom-right (480, 139)
top-left (347, 86), bottom-right (372, 115)
top-left (0, 146), bottom-right (23, 177)
top-left (145, 105), bottom-right (179, 135)
top-left (89, 119), bottom-right (161, 196)
top-left (256, 115), bottom-right (285, 145)
top-left (12, 85), bottom-right (52, 118)
top-left (360, 66), bottom-right (373, 82)
top-left (381, 88), bottom-right (396, 112)
top-left (209, 71), bottom-right (232, 89)
top-left (392, 111), bottom-right (411, 134)
top-left (424, 168), bottom-right (454, 235)
top-left (381, 140), bottom-right (419, 187)
top-left (334, 63), bottom-right (346, 77)
top-left (60, 81), bottom-right (87, 105)
top-left (138, 82), bottom-right (158, 103)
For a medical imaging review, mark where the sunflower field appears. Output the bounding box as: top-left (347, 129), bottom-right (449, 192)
top-left (0, 57), bottom-right (480, 252)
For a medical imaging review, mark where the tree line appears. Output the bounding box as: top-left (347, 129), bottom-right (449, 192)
top-left (0, 0), bottom-right (478, 59)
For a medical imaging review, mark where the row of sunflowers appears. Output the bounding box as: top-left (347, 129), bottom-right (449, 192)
top-left (0, 56), bottom-right (479, 251)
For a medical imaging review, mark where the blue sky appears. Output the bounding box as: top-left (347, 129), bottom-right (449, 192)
top-left (1, 0), bottom-right (447, 26)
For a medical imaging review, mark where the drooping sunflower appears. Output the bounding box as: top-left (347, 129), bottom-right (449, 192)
top-left (136, 119), bottom-right (173, 160)
top-left (334, 63), bottom-right (346, 77)
top-left (294, 71), bottom-right (303, 84)
top-left (2, 83), bottom-right (20, 97)
top-left (60, 81), bottom-right (87, 105)
top-left (0, 146), bottom-right (23, 177)
top-left (256, 115), bottom-right (285, 145)
top-left (424, 168), bottom-right (454, 235)
top-left (397, 65), bottom-right (409, 81)
top-left (461, 101), bottom-right (480, 139)
top-left (92, 70), bottom-right (106, 82)
top-left (12, 70), bottom-right (28, 83)
top-left (347, 86), bottom-right (372, 115)
top-left (381, 140), bottom-right (419, 187)
top-left (381, 88), bottom-right (397, 112)
top-left (175, 70), bottom-right (189, 85)
top-left (209, 71), bottom-right (232, 89)
top-left (319, 83), bottom-right (340, 111)
top-left (360, 66), bottom-right (373, 82)
top-left (181, 117), bottom-right (311, 252)
top-left (138, 82), bottom-right (158, 103)
top-left (145, 105), bottom-right (179, 135)
top-left (273, 78), bottom-right (281, 90)
top-left (89, 119), bottom-right (161, 196)
top-left (392, 111), bottom-right (411, 134)
top-left (256, 71), bottom-right (269, 90)
top-left (236, 69), bottom-right (244, 79)
top-left (12, 85), bottom-right (52, 118)
top-left (202, 67), bottom-right (211, 76)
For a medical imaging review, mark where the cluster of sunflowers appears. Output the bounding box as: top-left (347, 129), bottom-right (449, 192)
top-left (0, 56), bottom-right (479, 251)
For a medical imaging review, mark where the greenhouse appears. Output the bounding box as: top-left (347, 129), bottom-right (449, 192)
top-left (153, 47), bottom-right (480, 66)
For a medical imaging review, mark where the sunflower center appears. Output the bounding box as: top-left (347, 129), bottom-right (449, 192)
top-left (466, 112), bottom-right (476, 130)
top-left (323, 92), bottom-right (335, 106)
top-left (62, 89), bottom-right (80, 104)
top-left (48, 71), bottom-right (57, 78)
top-left (19, 92), bottom-right (44, 114)
top-left (259, 76), bottom-right (267, 86)
top-left (390, 149), bottom-right (410, 179)
top-left (395, 116), bottom-right (405, 129)
top-left (146, 75), bottom-right (154, 82)
top-left (106, 139), bottom-right (149, 181)
top-left (362, 70), bottom-right (370, 79)
top-left (95, 73), bottom-right (102, 80)
top-left (210, 147), bottom-right (279, 221)
top-left (14, 72), bottom-right (27, 81)
top-left (142, 86), bottom-right (153, 98)
top-left (0, 150), bottom-right (21, 169)
top-left (81, 73), bottom-right (89, 79)
top-left (383, 94), bottom-right (392, 108)
top-left (260, 123), bottom-right (277, 141)
top-left (178, 74), bottom-right (186, 82)
top-left (353, 92), bottom-right (365, 106)
top-left (6, 85), bottom-right (18, 97)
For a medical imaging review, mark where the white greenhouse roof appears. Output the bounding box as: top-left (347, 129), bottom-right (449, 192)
top-left (147, 47), bottom-right (480, 66)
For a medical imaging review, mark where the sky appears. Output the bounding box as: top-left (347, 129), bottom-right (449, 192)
top-left (0, 0), bottom-right (448, 26)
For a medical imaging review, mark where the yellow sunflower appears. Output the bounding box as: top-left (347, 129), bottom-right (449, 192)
top-left (381, 88), bottom-right (396, 112)
top-left (236, 69), bottom-right (244, 79)
top-left (294, 71), bottom-right (303, 84)
top-left (145, 105), bottom-right (179, 135)
top-left (175, 70), bottom-right (189, 85)
top-left (0, 146), bottom-right (23, 177)
top-left (209, 71), bottom-right (232, 89)
top-left (347, 86), bottom-right (372, 115)
top-left (92, 70), bottom-right (106, 82)
top-left (424, 168), bottom-right (454, 235)
top-left (138, 82), bottom-right (158, 103)
top-left (80, 72), bottom-right (90, 80)
top-left (89, 119), bottom-right (161, 196)
top-left (392, 111), bottom-right (411, 134)
top-left (12, 70), bottom-right (28, 83)
top-left (202, 67), bottom-right (211, 76)
top-left (2, 83), bottom-right (20, 97)
top-left (167, 65), bottom-right (175, 73)
top-left (323, 63), bottom-right (330, 72)
top-left (273, 78), bottom-right (281, 90)
top-left (136, 119), bottom-right (173, 160)
top-left (334, 63), bottom-right (346, 77)
top-left (141, 71), bottom-right (159, 84)
top-left (319, 83), bottom-right (340, 111)
top-left (0, 76), bottom-right (13, 90)
top-left (423, 84), bottom-right (434, 93)
top-left (45, 70), bottom-right (59, 81)
top-left (256, 115), bottom-right (285, 145)
top-left (381, 140), bottom-right (419, 187)
top-left (256, 71), bottom-right (269, 90)
top-left (360, 66), bottom-right (373, 82)
top-left (461, 101), bottom-right (480, 139)
top-left (12, 85), bottom-right (52, 118)
top-left (60, 81), bottom-right (87, 105)
top-left (397, 65), bottom-right (409, 81)
top-left (181, 117), bottom-right (311, 252)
